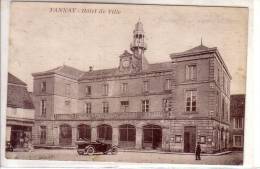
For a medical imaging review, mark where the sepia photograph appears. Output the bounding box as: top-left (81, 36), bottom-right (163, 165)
top-left (4, 1), bottom-right (248, 166)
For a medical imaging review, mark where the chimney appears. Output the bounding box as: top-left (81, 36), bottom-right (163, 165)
top-left (89, 66), bottom-right (93, 72)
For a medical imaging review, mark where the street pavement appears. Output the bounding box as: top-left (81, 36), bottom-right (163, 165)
top-left (5, 149), bottom-right (243, 165)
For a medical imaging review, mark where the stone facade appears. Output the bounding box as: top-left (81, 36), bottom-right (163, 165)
top-left (32, 21), bottom-right (231, 153)
top-left (229, 94), bottom-right (245, 151)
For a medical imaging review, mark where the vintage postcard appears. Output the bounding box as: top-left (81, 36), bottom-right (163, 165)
top-left (3, 0), bottom-right (248, 166)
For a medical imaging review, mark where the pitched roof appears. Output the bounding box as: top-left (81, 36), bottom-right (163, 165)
top-left (79, 68), bottom-right (118, 80)
top-left (8, 73), bottom-right (27, 86)
top-left (79, 61), bottom-right (172, 80)
top-left (170, 44), bottom-right (232, 79)
top-left (145, 62), bottom-right (172, 72)
top-left (184, 45), bottom-right (211, 53)
top-left (170, 44), bottom-right (217, 58)
top-left (7, 74), bottom-right (34, 109)
top-left (32, 65), bottom-right (85, 80)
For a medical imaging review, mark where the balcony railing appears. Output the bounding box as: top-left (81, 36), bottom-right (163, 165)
top-left (54, 111), bottom-right (172, 120)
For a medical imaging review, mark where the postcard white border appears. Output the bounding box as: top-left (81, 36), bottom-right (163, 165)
top-left (1, 0), bottom-right (257, 168)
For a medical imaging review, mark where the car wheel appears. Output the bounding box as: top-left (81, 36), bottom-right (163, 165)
top-left (86, 146), bottom-right (95, 155)
top-left (111, 147), bottom-right (118, 155)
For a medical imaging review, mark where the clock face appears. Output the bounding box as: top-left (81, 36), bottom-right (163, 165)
top-left (122, 60), bottom-right (130, 68)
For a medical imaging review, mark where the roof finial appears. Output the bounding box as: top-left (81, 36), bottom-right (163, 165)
top-left (200, 37), bottom-right (203, 46)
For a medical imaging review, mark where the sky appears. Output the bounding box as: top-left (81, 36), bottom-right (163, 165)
top-left (8, 2), bottom-right (248, 94)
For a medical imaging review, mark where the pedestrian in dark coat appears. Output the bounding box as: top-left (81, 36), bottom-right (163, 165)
top-left (195, 142), bottom-right (201, 160)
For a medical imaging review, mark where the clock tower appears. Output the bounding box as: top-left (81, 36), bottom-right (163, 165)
top-left (119, 50), bottom-right (133, 72)
top-left (119, 20), bottom-right (148, 73)
top-left (130, 19), bottom-right (147, 72)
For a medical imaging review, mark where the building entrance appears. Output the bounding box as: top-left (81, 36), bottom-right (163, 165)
top-left (10, 125), bottom-right (32, 148)
top-left (59, 124), bottom-right (72, 146)
top-left (119, 124), bottom-right (136, 148)
top-left (97, 124), bottom-right (112, 143)
top-left (143, 125), bottom-right (162, 150)
top-left (77, 124), bottom-right (91, 141)
top-left (184, 126), bottom-right (196, 153)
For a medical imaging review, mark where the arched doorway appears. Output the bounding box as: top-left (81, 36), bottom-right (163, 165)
top-left (119, 124), bottom-right (136, 148)
top-left (59, 124), bottom-right (72, 146)
top-left (97, 124), bottom-right (112, 143)
top-left (143, 124), bottom-right (162, 150)
top-left (77, 124), bottom-right (91, 141)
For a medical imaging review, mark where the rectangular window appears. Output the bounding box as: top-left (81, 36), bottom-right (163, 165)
top-left (103, 84), bottom-right (109, 96)
top-left (143, 80), bottom-right (149, 92)
top-left (233, 135), bottom-right (243, 147)
top-left (120, 101), bottom-right (129, 112)
top-left (41, 81), bottom-right (46, 92)
top-left (165, 79), bottom-right (171, 91)
top-left (163, 98), bottom-right (172, 112)
top-left (40, 126), bottom-right (46, 144)
top-left (85, 86), bottom-right (91, 96)
top-left (65, 84), bottom-right (70, 97)
top-left (85, 103), bottom-right (91, 114)
top-left (185, 90), bottom-right (197, 112)
top-left (186, 64), bottom-right (197, 80)
top-left (121, 83), bottom-right (128, 94)
top-left (233, 117), bottom-right (243, 129)
top-left (142, 100), bottom-right (149, 112)
top-left (103, 102), bottom-right (109, 113)
top-left (41, 100), bottom-right (47, 117)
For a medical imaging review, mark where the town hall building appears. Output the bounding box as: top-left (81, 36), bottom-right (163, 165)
top-left (32, 20), bottom-right (231, 153)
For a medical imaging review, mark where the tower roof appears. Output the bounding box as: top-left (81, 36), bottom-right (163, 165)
top-left (135, 20), bottom-right (144, 31)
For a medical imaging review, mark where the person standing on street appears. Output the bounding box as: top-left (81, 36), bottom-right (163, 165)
top-left (195, 142), bottom-right (201, 160)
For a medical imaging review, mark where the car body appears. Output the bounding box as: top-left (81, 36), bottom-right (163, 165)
top-left (75, 139), bottom-right (118, 155)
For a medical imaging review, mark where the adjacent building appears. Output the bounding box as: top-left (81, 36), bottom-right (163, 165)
top-left (32, 21), bottom-right (231, 153)
top-left (230, 94), bottom-right (245, 151)
top-left (6, 73), bottom-right (35, 148)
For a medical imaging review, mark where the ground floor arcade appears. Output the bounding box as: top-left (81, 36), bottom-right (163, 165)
top-left (33, 119), bottom-right (230, 153)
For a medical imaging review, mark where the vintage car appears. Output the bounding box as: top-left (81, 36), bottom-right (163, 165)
top-left (75, 139), bottom-right (118, 155)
